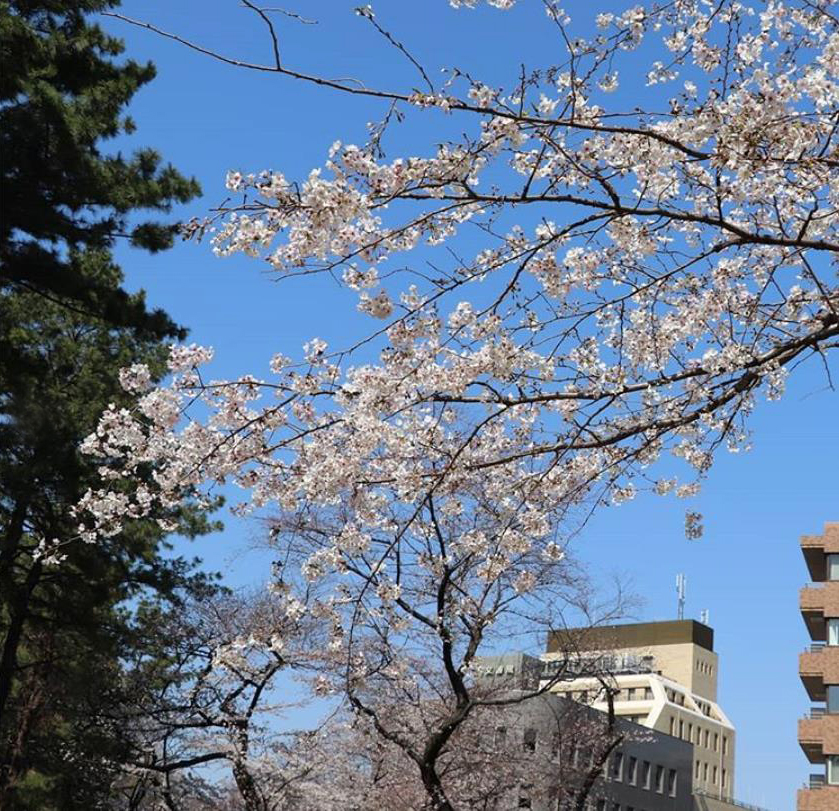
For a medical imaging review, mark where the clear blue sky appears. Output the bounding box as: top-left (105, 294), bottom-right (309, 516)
top-left (102, 2), bottom-right (837, 807)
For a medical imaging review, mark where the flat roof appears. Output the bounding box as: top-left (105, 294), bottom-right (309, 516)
top-left (547, 619), bottom-right (714, 654)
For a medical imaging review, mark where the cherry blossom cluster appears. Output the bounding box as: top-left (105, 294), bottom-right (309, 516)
top-left (81, 0), bottom-right (837, 602)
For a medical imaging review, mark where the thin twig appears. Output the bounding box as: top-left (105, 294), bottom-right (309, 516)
top-left (354, 5), bottom-right (435, 93)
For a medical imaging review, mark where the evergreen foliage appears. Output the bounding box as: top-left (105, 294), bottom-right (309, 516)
top-left (0, 0), bottom-right (200, 338)
top-left (0, 2), bottom-right (220, 807)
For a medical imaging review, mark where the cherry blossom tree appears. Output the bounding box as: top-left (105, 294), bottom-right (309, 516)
top-left (109, 587), bottom-right (330, 811)
top-left (86, 0), bottom-right (838, 545)
top-left (74, 1), bottom-right (837, 806)
top-left (288, 690), bottom-right (634, 811)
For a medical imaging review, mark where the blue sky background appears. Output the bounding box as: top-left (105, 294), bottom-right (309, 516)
top-left (101, 2), bottom-right (837, 807)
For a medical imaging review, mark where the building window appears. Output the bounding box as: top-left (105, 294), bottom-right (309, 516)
top-left (828, 554), bottom-right (839, 581)
top-left (703, 762), bottom-right (709, 781)
top-left (722, 768), bottom-right (727, 788)
top-left (679, 720), bottom-right (684, 739)
top-left (644, 686), bottom-right (653, 700)
top-left (668, 768), bottom-right (678, 796)
top-left (828, 618), bottom-right (839, 646)
top-left (655, 764), bottom-right (665, 793)
top-left (627, 756), bottom-right (637, 785)
top-left (523, 728), bottom-right (537, 753)
top-left (713, 733), bottom-right (719, 751)
top-left (611, 751), bottom-right (624, 781)
top-left (642, 760), bottom-right (651, 789)
top-left (713, 765), bottom-right (718, 785)
top-left (669, 717), bottom-right (675, 735)
top-left (695, 760), bottom-right (701, 779)
top-left (703, 730), bottom-right (710, 748)
top-left (829, 686), bottom-right (839, 714)
top-left (828, 755), bottom-right (839, 785)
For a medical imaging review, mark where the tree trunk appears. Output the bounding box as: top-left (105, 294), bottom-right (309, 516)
top-left (419, 762), bottom-right (456, 811)
top-left (0, 559), bottom-right (43, 801)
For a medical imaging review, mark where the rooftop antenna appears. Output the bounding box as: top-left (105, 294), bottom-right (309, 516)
top-left (676, 573), bottom-right (687, 620)
top-left (700, 609), bottom-right (710, 626)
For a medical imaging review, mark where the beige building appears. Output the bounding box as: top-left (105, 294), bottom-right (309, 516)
top-left (798, 521), bottom-right (839, 810)
top-left (543, 620), bottom-right (735, 800)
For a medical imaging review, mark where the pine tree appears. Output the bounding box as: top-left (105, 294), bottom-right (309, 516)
top-left (0, 2), bottom-right (220, 807)
top-left (0, 0), bottom-right (199, 338)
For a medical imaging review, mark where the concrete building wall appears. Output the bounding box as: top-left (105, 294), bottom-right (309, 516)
top-left (490, 692), bottom-right (694, 811)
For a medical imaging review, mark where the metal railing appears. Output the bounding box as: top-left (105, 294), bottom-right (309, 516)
top-left (808, 772), bottom-right (826, 789)
top-left (808, 706), bottom-right (827, 719)
top-left (693, 790), bottom-right (774, 811)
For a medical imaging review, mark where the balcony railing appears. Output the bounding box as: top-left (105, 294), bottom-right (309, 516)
top-left (808, 772), bottom-right (826, 789)
top-left (809, 706), bottom-right (827, 719)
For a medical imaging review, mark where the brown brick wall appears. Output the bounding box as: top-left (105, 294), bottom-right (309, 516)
top-left (801, 648), bottom-right (839, 684)
top-left (800, 583), bottom-right (839, 617)
top-left (800, 716), bottom-right (839, 756)
top-left (802, 523), bottom-right (839, 554)
top-left (797, 786), bottom-right (839, 811)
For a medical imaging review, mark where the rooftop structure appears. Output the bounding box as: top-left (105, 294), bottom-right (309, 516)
top-left (548, 620), bottom-right (719, 701)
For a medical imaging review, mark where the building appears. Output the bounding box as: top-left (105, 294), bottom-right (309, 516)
top-left (465, 680), bottom-right (695, 811)
top-left (544, 620), bottom-right (735, 801)
top-left (798, 521), bottom-right (839, 809)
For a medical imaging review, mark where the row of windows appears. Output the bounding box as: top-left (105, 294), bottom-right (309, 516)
top-left (607, 752), bottom-right (678, 797)
top-left (615, 686), bottom-right (655, 702)
top-left (518, 797), bottom-right (657, 811)
top-left (695, 658), bottom-right (714, 675)
top-left (500, 729), bottom-right (681, 801)
top-left (595, 802), bottom-right (656, 811)
top-left (500, 727), bottom-right (587, 761)
top-left (665, 687), bottom-right (714, 718)
top-left (620, 713), bottom-right (648, 724)
top-left (694, 699), bottom-right (714, 717)
top-left (667, 716), bottom-right (728, 753)
top-left (565, 686), bottom-right (654, 704)
top-left (694, 759), bottom-right (728, 788)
